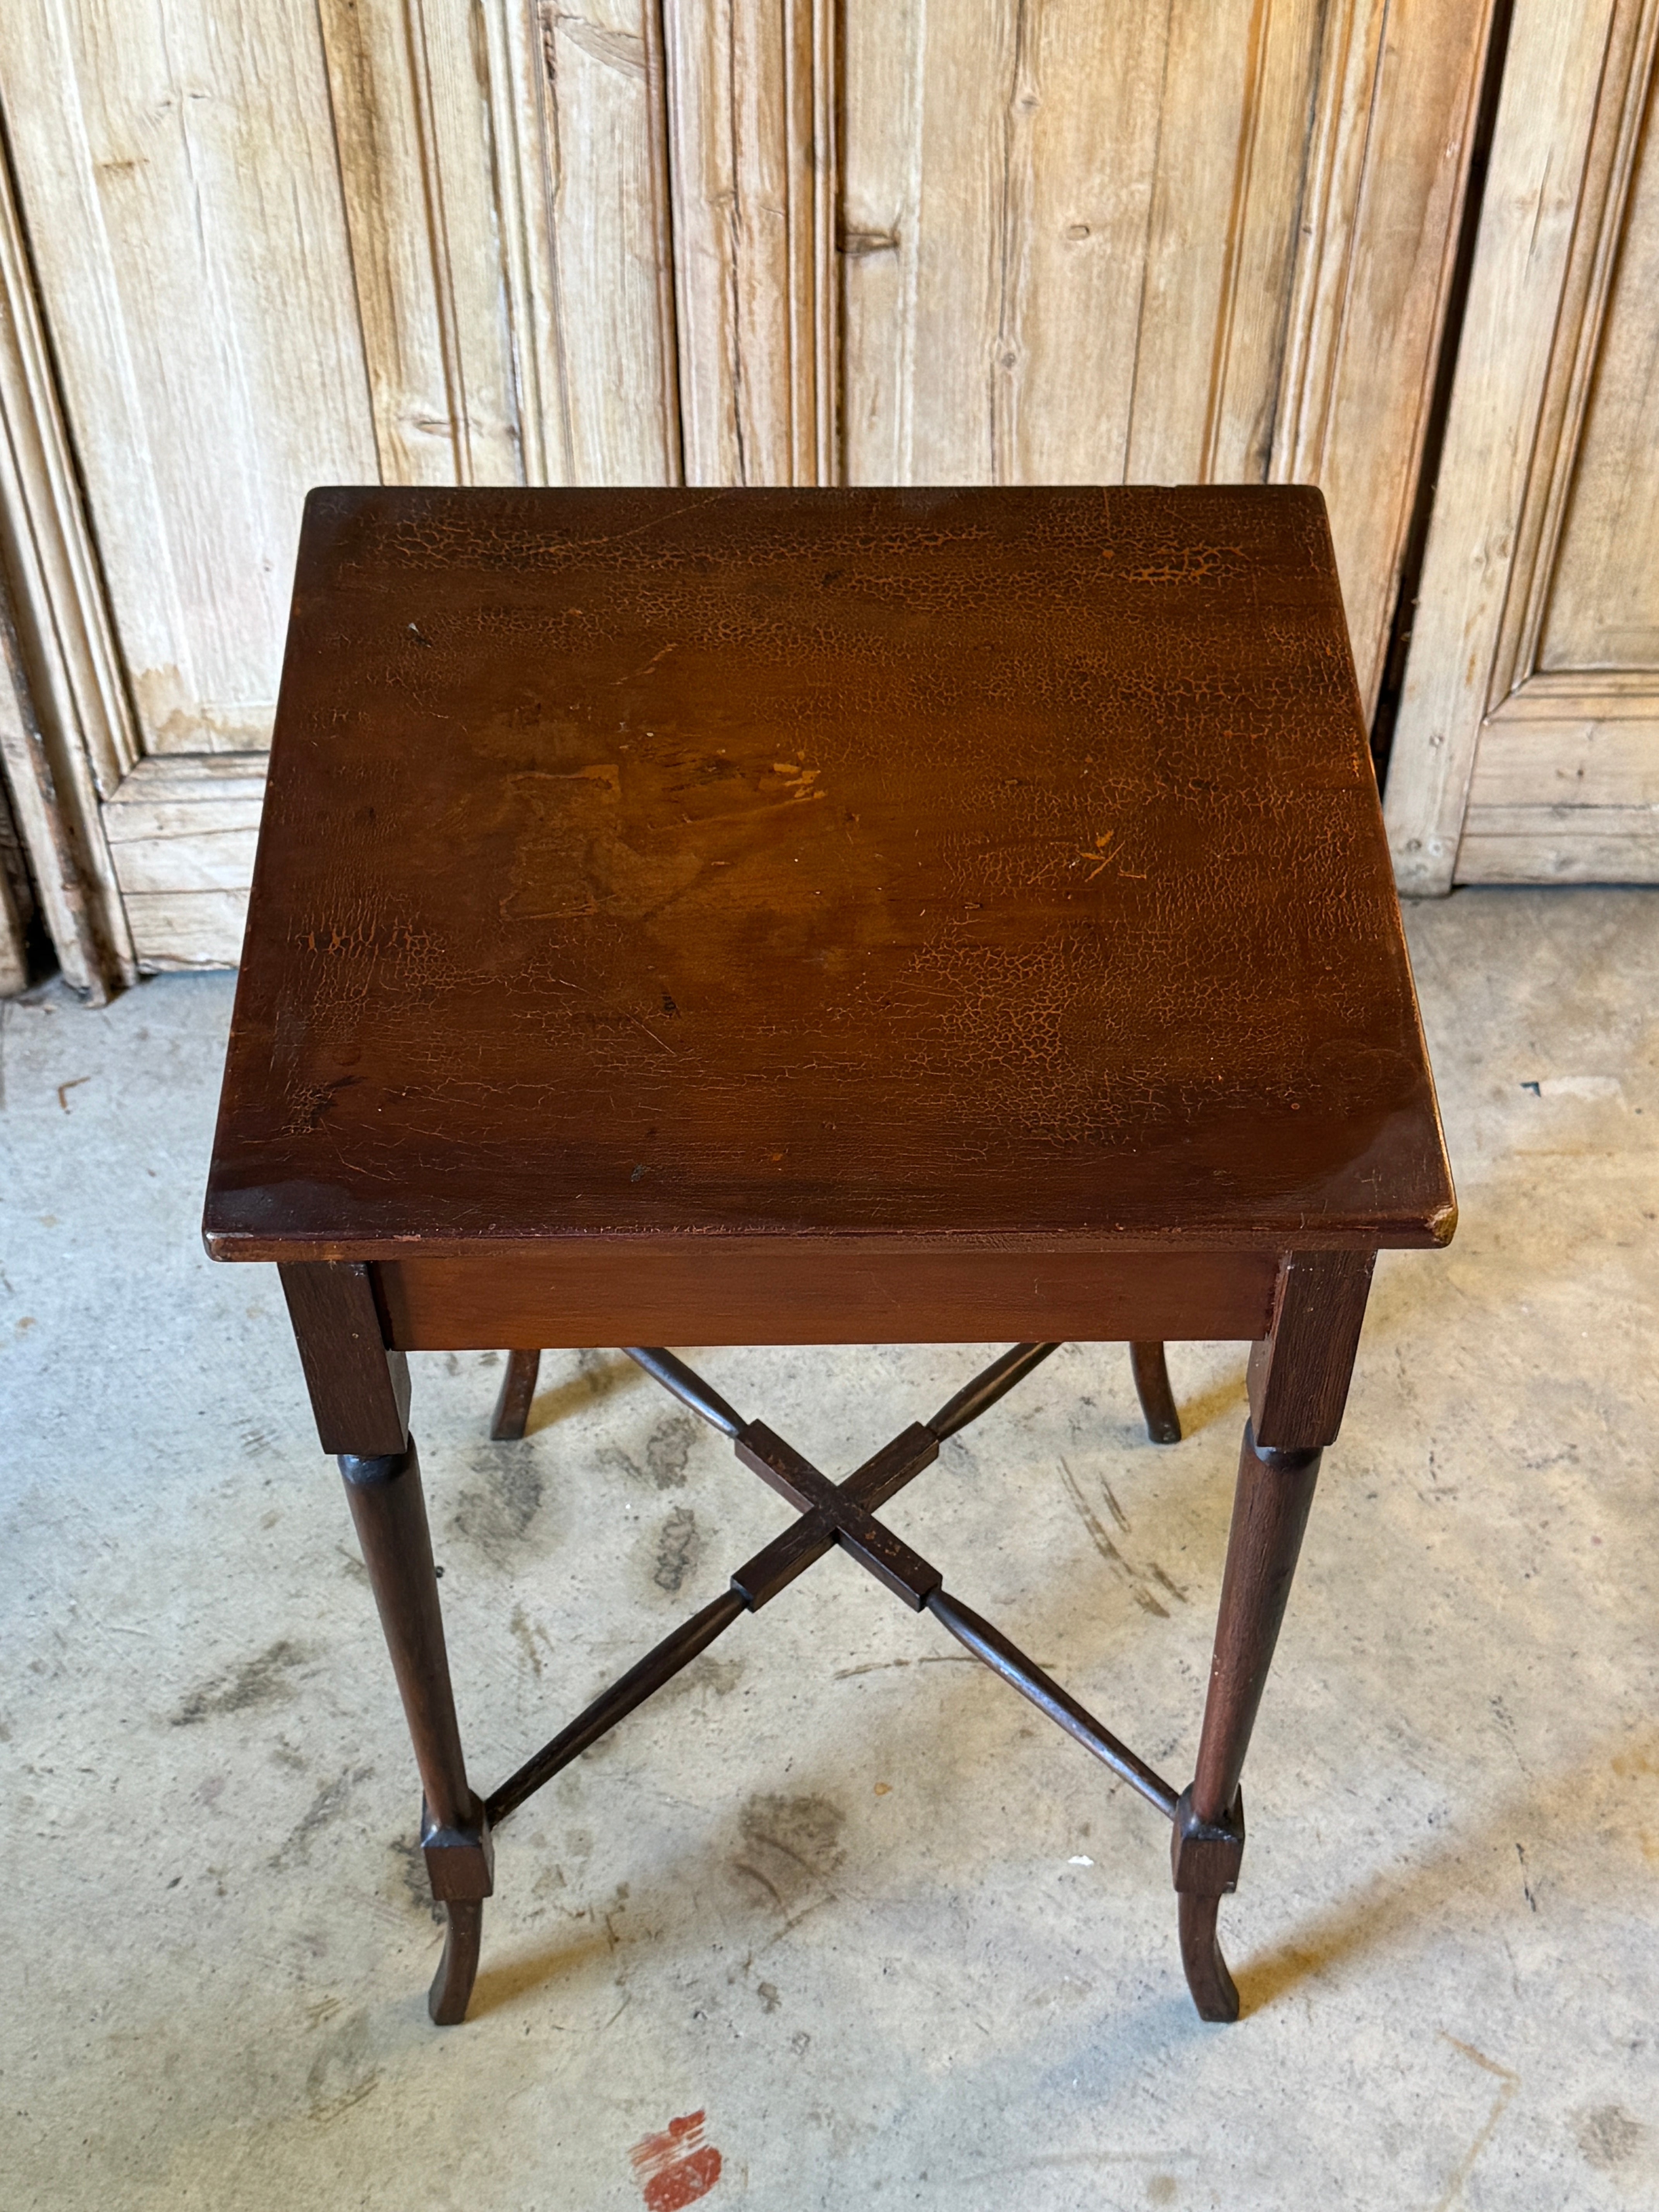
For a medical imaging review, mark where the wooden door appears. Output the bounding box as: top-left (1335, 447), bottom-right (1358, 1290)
top-left (0, 1), bottom-right (1495, 992)
top-left (1386, 0), bottom-right (1659, 889)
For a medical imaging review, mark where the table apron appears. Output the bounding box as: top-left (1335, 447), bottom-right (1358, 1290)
top-left (374, 1246), bottom-right (1279, 1350)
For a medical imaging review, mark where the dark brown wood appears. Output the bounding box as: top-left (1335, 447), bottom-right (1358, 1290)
top-left (338, 1445), bottom-right (492, 2024)
top-left (624, 1345), bottom-right (746, 1434)
top-left (279, 1261), bottom-right (409, 1455)
top-left (374, 1247), bottom-right (1278, 1350)
top-left (1190, 1432), bottom-right (1323, 1822)
top-left (206, 487), bottom-right (1457, 2031)
top-left (927, 1340), bottom-right (1060, 1437)
top-left (1248, 1250), bottom-right (1377, 1448)
top-left (728, 1423), bottom-right (939, 1609)
top-left (489, 1350), bottom-right (541, 1441)
top-left (492, 1341), bottom-right (1164, 1831)
top-left (491, 1353), bottom-right (542, 1442)
top-left (1174, 1425), bottom-right (1324, 2020)
top-left (736, 1422), bottom-right (944, 1609)
top-left (925, 1587), bottom-right (1178, 1815)
top-left (338, 1445), bottom-right (481, 1834)
top-left (205, 487), bottom-right (1455, 1278)
top-left (429, 1899), bottom-right (483, 2028)
top-left (1170, 1245), bottom-right (1372, 2018)
top-left (1130, 1341), bottom-right (1181, 1443)
top-left (488, 1590), bottom-right (747, 1826)
top-left (1178, 1893), bottom-right (1238, 2023)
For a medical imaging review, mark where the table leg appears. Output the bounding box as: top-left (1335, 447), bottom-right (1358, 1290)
top-left (1173, 1250), bottom-right (1375, 2021)
top-left (1130, 1341), bottom-right (1181, 1443)
top-left (280, 1262), bottom-right (493, 2025)
top-left (490, 1350), bottom-right (541, 1441)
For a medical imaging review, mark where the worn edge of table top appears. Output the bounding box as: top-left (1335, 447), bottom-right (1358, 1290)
top-left (204, 485), bottom-right (1456, 1266)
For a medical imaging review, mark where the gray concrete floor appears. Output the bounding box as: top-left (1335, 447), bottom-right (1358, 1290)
top-left (2, 887), bottom-right (1657, 2211)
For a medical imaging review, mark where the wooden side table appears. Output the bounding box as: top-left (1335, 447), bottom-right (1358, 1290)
top-left (204, 486), bottom-right (1454, 2027)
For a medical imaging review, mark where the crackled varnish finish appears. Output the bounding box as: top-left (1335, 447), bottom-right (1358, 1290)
top-left (204, 486), bottom-right (1454, 2028)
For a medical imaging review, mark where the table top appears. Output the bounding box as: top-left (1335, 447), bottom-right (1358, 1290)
top-left (204, 486), bottom-right (1455, 1262)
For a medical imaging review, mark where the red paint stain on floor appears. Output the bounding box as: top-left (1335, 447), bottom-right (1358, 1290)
top-left (629, 2109), bottom-right (722, 2211)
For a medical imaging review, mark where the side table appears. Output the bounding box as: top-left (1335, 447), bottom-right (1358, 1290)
top-left (204, 485), bottom-right (1455, 2025)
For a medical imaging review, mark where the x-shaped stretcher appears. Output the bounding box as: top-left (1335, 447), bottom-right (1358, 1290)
top-left (485, 1343), bottom-right (1179, 1829)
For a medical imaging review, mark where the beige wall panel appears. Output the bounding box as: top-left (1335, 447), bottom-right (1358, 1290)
top-left (1540, 66), bottom-right (1659, 670)
top-left (0, 150), bottom-right (135, 990)
top-left (0, 0), bottom-right (379, 754)
top-left (842, 0), bottom-right (1491, 715)
top-left (1466, 720), bottom-right (1659, 810)
top-left (1454, 825), bottom-right (1659, 884)
top-left (1125, 0), bottom-right (1316, 486)
top-left (122, 889), bottom-right (250, 969)
top-left (103, 755), bottom-right (264, 969)
top-left (1005, 1), bottom-right (1176, 483)
top-left (666, 0), bottom-right (834, 485)
top-left (318, 0), bottom-right (526, 488)
top-left (842, 0), bottom-right (1023, 484)
top-left (536, 1), bottom-right (680, 486)
top-left (1386, 0), bottom-right (1659, 888)
top-left (1285, 0), bottom-right (1495, 707)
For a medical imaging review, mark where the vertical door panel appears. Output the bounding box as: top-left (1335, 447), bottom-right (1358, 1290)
top-left (0, 0), bottom-right (379, 755)
top-left (1387, 0), bottom-right (1659, 887)
top-left (841, 0), bottom-right (1496, 720)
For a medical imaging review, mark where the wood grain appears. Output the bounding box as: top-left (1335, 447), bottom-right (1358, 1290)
top-left (1, 0), bottom-right (1500, 966)
top-left (0, 0), bottom-right (380, 758)
top-left (102, 756), bottom-right (266, 969)
top-left (664, 0), bottom-right (836, 486)
top-left (318, 0), bottom-right (525, 488)
top-left (203, 486), bottom-right (1455, 1269)
top-left (279, 1260), bottom-right (411, 1456)
top-left (375, 1247), bottom-right (1279, 1351)
top-left (838, 0), bottom-right (1492, 714)
top-left (0, 773), bottom-right (27, 996)
top-left (0, 137), bottom-right (135, 993)
top-left (1277, 0), bottom-right (1500, 716)
top-left (1387, 0), bottom-right (1659, 892)
top-left (1537, 41), bottom-right (1659, 675)
top-left (1246, 1249), bottom-right (1376, 1449)
top-left (532, 0), bottom-right (681, 485)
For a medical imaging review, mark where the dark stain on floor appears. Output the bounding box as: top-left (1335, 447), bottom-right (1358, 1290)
top-left (653, 1504), bottom-right (701, 1594)
top-left (172, 1638), bottom-right (309, 1727)
top-left (733, 1791), bottom-right (846, 1913)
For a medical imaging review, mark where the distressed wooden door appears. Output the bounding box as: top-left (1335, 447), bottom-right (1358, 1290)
top-left (0, 0), bottom-right (1495, 993)
top-left (1386, 0), bottom-right (1659, 888)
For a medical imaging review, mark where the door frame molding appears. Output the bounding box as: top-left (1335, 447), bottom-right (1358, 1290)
top-left (1385, 0), bottom-right (1659, 891)
top-left (0, 132), bottom-right (136, 994)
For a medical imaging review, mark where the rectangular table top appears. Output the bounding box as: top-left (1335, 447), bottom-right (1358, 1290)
top-left (204, 486), bottom-right (1454, 1262)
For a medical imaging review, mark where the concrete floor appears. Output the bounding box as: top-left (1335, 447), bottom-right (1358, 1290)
top-left (2, 886), bottom-right (1656, 2211)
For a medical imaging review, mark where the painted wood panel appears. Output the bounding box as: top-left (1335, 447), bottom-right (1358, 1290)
top-left (0, 150), bottom-right (135, 993)
top-left (316, 0), bottom-right (524, 487)
top-left (840, 0), bottom-right (1494, 716)
top-left (1539, 64), bottom-right (1659, 672)
top-left (0, 0), bottom-right (1500, 974)
top-left (102, 754), bottom-right (263, 969)
top-left (1385, 0), bottom-right (1659, 889)
top-left (665, 0), bottom-right (836, 484)
top-left (532, 0), bottom-right (682, 485)
top-left (0, 0), bottom-right (380, 756)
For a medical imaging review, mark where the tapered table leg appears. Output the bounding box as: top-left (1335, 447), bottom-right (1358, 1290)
top-left (280, 1262), bottom-right (492, 2025)
top-left (1172, 1250), bottom-right (1374, 2021)
top-left (341, 1443), bottom-right (493, 2023)
top-left (1175, 1426), bottom-right (1321, 2018)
